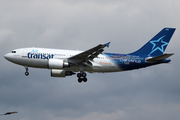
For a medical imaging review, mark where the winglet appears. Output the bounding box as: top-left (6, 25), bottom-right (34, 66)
top-left (104, 42), bottom-right (111, 48)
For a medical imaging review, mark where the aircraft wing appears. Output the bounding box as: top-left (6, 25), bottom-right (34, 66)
top-left (68, 42), bottom-right (110, 63)
top-left (146, 53), bottom-right (174, 62)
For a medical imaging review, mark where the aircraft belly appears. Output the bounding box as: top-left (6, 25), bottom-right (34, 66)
top-left (91, 59), bottom-right (122, 72)
top-left (64, 66), bottom-right (121, 73)
top-left (27, 59), bottom-right (48, 68)
top-left (91, 67), bottom-right (121, 72)
top-left (18, 57), bottom-right (48, 68)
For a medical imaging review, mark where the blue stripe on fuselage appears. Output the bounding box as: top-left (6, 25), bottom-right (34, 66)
top-left (104, 53), bottom-right (169, 70)
top-left (104, 53), bottom-right (146, 70)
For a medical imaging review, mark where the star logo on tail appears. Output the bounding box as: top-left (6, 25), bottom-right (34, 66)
top-left (149, 35), bottom-right (168, 55)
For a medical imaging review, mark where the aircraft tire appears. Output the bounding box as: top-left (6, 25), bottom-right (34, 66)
top-left (25, 72), bottom-right (29, 76)
top-left (77, 73), bottom-right (81, 78)
top-left (83, 78), bottom-right (87, 82)
top-left (78, 78), bottom-right (82, 83)
top-left (82, 72), bottom-right (87, 77)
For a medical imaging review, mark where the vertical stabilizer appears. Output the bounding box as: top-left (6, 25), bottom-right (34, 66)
top-left (129, 28), bottom-right (176, 56)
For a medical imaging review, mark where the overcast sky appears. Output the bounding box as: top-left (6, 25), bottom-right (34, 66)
top-left (0, 0), bottom-right (180, 120)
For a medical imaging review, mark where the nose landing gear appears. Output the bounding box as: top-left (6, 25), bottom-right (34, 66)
top-left (77, 72), bottom-right (87, 83)
top-left (24, 66), bottom-right (29, 76)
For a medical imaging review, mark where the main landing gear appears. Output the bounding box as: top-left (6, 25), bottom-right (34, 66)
top-left (77, 72), bottom-right (87, 83)
top-left (24, 66), bottom-right (29, 76)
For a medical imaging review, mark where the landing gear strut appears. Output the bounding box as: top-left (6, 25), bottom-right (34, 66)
top-left (77, 72), bottom-right (87, 83)
top-left (24, 66), bottom-right (29, 76)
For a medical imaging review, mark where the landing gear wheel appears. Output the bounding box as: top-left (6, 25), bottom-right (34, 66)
top-left (77, 72), bottom-right (88, 83)
top-left (77, 73), bottom-right (81, 78)
top-left (24, 66), bottom-right (29, 76)
top-left (83, 78), bottom-right (87, 82)
top-left (82, 72), bottom-right (87, 77)
top-left (78, 78), bottom-right (82, 83)
top-left (25, 72), bottom-right (29, 76)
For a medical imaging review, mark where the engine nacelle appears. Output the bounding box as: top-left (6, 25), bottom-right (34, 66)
top-left (48, 59), bottom-right (69, 69)
top-left (51, 69), bottom-right (75, 77)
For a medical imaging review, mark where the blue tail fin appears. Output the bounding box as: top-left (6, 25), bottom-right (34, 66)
top-left (129, 28), bottom-right (176, 56)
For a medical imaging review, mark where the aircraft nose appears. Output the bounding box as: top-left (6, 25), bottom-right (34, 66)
top-left (4, 53), bottom-right (11, 60)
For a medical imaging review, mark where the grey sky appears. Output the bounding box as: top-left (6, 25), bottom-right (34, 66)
top-left (0, 0), bottom-right (180, 120)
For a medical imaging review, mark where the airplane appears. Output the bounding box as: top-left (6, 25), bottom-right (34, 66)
top-left (4, 28), bottom-right (176, 83)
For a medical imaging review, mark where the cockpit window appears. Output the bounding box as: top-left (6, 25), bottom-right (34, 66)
top-left (12, 51), bottom-right (16, 53)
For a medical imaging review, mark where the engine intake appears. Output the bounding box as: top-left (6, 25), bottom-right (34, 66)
top-left (51, 69), bottom-right (75, 77)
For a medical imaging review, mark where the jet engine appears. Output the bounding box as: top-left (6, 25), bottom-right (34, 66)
top-left (48, 59), bottom-right (69, 69)
top-left (51, 69), bottom-right (75, 77)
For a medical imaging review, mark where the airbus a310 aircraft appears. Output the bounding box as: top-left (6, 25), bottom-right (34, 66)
top-left (4, 28), bottom-right (175, 83)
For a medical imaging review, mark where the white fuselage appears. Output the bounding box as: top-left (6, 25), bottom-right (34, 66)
top-left (4, 48), bottom-right (121, 73)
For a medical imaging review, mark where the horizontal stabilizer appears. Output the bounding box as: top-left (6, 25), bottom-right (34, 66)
top-left (146, 53), bottom-right (174, 62)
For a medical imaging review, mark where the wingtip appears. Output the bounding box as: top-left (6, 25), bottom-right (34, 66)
top-left (104, 42), bottom-right (111, 48)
